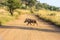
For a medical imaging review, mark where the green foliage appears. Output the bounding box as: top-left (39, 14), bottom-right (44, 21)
top-left (21, 0), bottom-right (37, 7)
top-left (0, 0), bottom-right (60, 11)
top-left (35, 2), bottom-right (42, 9)
top-left (20, 4), bottom-right (27, 9)
top-left (6, 0), bottom-right (21, 9)
top-left (35, 2), bottom-right (60, 11)
top-left (0, 0), bottom-right (21, 16)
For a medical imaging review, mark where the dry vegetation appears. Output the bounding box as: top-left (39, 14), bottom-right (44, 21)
top-left (0, 7), bottom-right (31, 25)
top-left (36, 9), bottom-right (60, 26)
top-left (0, 7), bottom-right (20, 25)
top-left (0, 6), bottom-right (60, 27)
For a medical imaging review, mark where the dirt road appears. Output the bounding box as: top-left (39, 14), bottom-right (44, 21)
top-left (0, 14), bottom-right (60, 40)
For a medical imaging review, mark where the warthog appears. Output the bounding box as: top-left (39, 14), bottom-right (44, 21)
top-left (24, 18), bottom-right (38, 25)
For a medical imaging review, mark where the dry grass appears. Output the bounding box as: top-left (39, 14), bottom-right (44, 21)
top-left (0, 7), bottom-right (60, 26)
top-left (0, 8), bottom-right (31, 25)
top-left (0, 8), bottom-right (20, 25)
top-left (36, 9), bottom-right (60, 26)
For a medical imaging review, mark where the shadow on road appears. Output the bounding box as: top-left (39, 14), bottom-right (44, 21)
top-left (0, 25), bottom-right (60, 33)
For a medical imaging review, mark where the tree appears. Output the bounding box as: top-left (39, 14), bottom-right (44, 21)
top-left (21, 0), bottom-right (37, 7)
top-left (35, 1), bottom-right (43, 10)
top-left (1, 0), bottom-right (21, 16)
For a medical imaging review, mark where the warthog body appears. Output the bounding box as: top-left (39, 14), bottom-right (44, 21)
top-left (24, 18), bottom-right (37, 25)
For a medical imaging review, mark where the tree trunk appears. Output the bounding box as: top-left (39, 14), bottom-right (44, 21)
top-left (0, 22), bottom-right (2, 26)
top-left (9, 8), bottom-right (13, 16)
